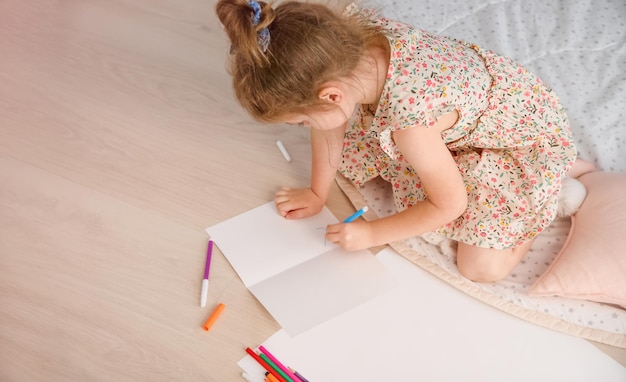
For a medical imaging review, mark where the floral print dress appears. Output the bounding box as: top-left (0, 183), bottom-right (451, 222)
top-left (339, 8), bottom-right (577, 250)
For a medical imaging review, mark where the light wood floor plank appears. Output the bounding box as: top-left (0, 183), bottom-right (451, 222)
top-left (0, 158), bottom-right (280, 380)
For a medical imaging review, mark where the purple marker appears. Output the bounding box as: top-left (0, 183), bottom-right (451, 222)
top-left (200, 240), bottom-right (214, 307)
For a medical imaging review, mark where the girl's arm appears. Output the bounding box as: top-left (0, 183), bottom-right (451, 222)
top-left (326, 110), bottom-right (467, 250)
top-left (275, 125), bottom-right (344, 219)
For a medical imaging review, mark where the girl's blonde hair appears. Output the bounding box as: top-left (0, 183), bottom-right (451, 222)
top-left (215, 0), bottom-right (384, 122)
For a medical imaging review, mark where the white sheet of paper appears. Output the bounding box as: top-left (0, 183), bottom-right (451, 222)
top-left (249, 247), bottom-right (397, 335)
top-left (239, 248), bottom-right (626, 382)
top-left (206, 203), bottom-right (335, 287)
top-left (206, 202), bottom-right (398, 336)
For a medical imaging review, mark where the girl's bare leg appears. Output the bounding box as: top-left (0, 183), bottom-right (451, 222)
top-left (456, 240), bottom-right (534, 283)
top-left (455, 159), bottom-right (593, 283)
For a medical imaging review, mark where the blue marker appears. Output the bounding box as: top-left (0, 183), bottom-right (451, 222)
top-left (343, 206), bottom-right (369, 222)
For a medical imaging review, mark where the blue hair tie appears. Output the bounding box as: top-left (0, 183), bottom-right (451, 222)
top-left (249, 0), bottom-right (270, 52)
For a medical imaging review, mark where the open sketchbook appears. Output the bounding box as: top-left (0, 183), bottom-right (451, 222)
top-left (205, 202), bottom-right (398, 336)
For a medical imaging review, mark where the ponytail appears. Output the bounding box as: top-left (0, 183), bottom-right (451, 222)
top-left (215, 0), bottom-right (273, 67)
top-left (215, 0), bottom-right (384, 122)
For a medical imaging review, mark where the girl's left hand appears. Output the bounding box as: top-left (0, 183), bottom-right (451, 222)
top-left (325, 220), bottom-right (374, 251)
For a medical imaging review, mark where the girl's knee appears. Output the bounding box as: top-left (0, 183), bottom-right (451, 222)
top-left (456, 243), bottom-right (526, 283)
top-left (457, 260), bottom-right (510, 283)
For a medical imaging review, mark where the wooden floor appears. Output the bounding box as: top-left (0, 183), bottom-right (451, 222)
top-left (0, 1), bottom-right (623, 381)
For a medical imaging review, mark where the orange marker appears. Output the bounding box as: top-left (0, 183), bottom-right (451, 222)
top-left (265, 372), bottom-right (280, 382)
top-left (202, 303), bottom-right (225, 331)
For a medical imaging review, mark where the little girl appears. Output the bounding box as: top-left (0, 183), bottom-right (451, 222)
top-left (215, 0), bottom-right (577, 282)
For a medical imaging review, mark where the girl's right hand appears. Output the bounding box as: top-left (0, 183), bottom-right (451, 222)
top-left (274, 187), bottom-right (325, 219)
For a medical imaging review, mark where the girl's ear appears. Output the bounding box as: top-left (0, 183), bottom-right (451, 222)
top-left (318, 85), bottom-right (344, 104)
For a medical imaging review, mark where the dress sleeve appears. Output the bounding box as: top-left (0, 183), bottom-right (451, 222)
top-left (378, 29), bottom-right (464, 159)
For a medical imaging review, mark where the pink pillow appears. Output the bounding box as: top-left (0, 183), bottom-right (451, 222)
top-left (529, 171), bottom-right (626, 309)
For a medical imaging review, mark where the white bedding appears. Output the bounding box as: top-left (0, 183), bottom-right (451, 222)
top-left (339, 0), bottom-right (626, 347)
